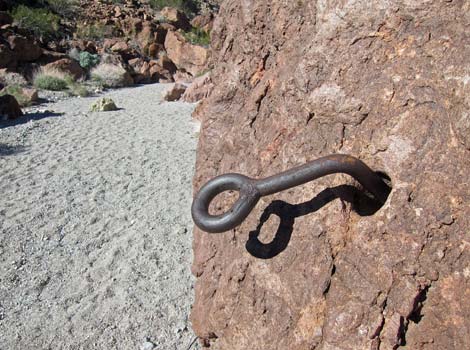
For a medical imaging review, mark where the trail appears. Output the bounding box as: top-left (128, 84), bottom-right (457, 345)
top-left (0, 84), bottom-right (199, 349)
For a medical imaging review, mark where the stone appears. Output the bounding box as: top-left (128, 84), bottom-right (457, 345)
top-left (148, 43), bottom-right (162, 58)
top-left (191, 13), bottom-right (214, 32)
top-left (164, 31), bottom-right (209, 76)
top-left (181, 72), bottom-right (213, 103)
top-left (7, 35), bottom-right (42, 62)
top-left (0, 94), bottom-right (22, 120)
top-left (162, 83), bottom-right (186, 101)
top-left (0, 11), bottom-right (12, 26)
top-left (110, 41), bottom-right (129, 53)
top-left (191, 1), bottom-right (470, 350)
top-left (0, 69), bottom-right (27, 87)
top-left (20, 88), bottom-right (38, 104)
top-left (0, 44), bottom-right (16, 69)
top-left (157, 54), bottom-right (177, 74)
top-left (160, 7), bottom-right (191, 31)
top-left (149, 64), bottom-right (173, 83)
top-left (140, 341), bottom-right (155, 350)
top-left (90, 97), bottom-right (118, 112)
top-left (45, 58), bottom-right (85, 80)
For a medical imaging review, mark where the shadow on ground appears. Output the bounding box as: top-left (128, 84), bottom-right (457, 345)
top-left (0, 111), bottom-right (64, 129)
top-left (246, 184), bottom-right (390, 259)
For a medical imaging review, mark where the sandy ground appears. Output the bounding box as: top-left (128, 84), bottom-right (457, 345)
top-left (0, 84), bottom-right (200, 350)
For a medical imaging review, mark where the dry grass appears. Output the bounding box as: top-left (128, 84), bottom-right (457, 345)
top-left (90, 63), bottom-right (133, 88)
top-left (33, 66), bottom-right (73, 91)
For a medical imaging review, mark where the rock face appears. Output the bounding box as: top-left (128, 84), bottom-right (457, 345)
top-left (181, 72), bottom-right (213, 102)
top-left (164, 31), bottom-right (209, 76)
top-left (191, 1), bottom-right (470, 350)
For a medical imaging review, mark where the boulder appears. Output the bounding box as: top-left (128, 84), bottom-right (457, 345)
top-left (90, 97), bottom-right (118, 112)
top-left (0, 70), bottom-right (28, 87)
top-left (110, 41), bottom-right (129, 53)
top-left (0, 44), bottom-right (16, 69)
top-left (149, 64), bottom-right (173, 83)
top-left (160, 7), bottom-right (191, 31)
top-left (20, 87), bottom-right (38, 104)
top-left (164, 31), bottom-right (209, 76)
top-left (162, 83), bottom-right (186, 101)
top-left (7, 35), bottom-right (42, 62)
top-left (181, 72), bottom-right (213, 102)
top-left (45, 58), bottom-right (85, 80)
top-left (0, 11), bottom-right (12, 26)
top-left (0, 94), bottom-right (22, 120)
top-left (190, 13), bottom-right (214, 32)
top-left (191, 1), bottom-right (470, 350)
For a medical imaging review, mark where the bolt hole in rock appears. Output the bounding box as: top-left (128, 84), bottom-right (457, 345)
top-left (246, 171), bottom-right (392, 259)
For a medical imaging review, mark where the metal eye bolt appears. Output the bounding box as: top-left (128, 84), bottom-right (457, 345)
top-left (192, 154), bottom-right (391, 233)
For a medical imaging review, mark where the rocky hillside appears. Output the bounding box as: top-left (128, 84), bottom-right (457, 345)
top-left (191, 1), bottom-right (470, 349)
top-left (0, 0), bottom-right (215, 116)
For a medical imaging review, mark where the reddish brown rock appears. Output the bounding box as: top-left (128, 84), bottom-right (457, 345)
top-left (45, 59), bottom-right (85, 80)
top-left (0, 11), bottom-right (12, 26)
top-left (191, 13), bottom-right (214, 32)
top-left (191, 1), bottom-right (470, 350)
top-left (0, 44), bottom-right (16, 68)
top-left (162, 83), bottom-right (186, 101)
top-left (181, 72), bottom-right (213, 102)
top-left (160, 7), bottom-right (191, 31)
top-left (149, 64), bottom-right (173, 83)
top-left (7, 35), bottom-right (42, 62)
top-left (110, 41), bottom-right (129, 53)
top-left (0, 94), bottom-right (22, 120)
top-left (164, 30), bottom-right (209, 76)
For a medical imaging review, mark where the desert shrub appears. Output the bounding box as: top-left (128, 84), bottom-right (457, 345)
top-left (149, 0), bottom-right (199, 16)
top-left (68, 47), bottom-right (81, 61)
top-left (69, 82), bottom-right (90, 97)
top-left (46, 0), bottom-right (78, 18)
top-left (79, 51), bottom-right (100, 70)
top-left (0, 85), bottom-right (31, 107)
top-left (75, 23), bottom-right (116, 40)
top-left (33, 67), bottom-right (71, 91)
top-left (11, 5), bottom-right (60, 39)
top-left (183, 27), bottom-right (210, 46)
top-left (91, 63), bottom-right (133, 88)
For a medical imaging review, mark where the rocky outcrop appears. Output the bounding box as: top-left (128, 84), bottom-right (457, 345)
top-left (164, 31), bottom-right (209, 76)
top-left (191, 1), bottom-right (470, 350)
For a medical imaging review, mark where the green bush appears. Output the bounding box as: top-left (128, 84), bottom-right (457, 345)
top-left (69, 83), bottom-right (90, 97)
top-left (0, 85), bottom-right (31, 107)
top-left (34, 75), bottom-right (68, 91)
top-left (183, 27), bottom-right (210, 46)
top-left (11, 5), bottom-right (60, 39)
top-left (149, 0), bottom-right (199, 16)
top-left (46, 0), bottom-right (79, 18)
top-left (75, 23), bottom-right (116, 40)
top-left (79, 51), bottom-right (100, 70)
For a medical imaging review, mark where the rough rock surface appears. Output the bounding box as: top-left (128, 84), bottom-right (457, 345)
top-left (45, 58), bottom-right (85, 80)
top-left (164, 31), bottom-right (210, 77)
top-left (181, 72), bottom-right (213, 103)
top-left (163, 83), bottom-right (187, 102)
top-left (191, 1), bottom-right (470, 349)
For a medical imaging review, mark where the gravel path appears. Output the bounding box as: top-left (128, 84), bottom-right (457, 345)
top-left (0, 84), bottom-right (200, 350)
